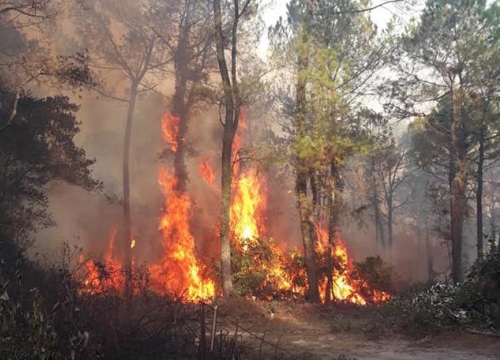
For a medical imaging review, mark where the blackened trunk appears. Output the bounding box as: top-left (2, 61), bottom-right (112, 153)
top-left (172, 7), bottom-right (191, 193)
top-left (123, 82), bottom-right (138, 297)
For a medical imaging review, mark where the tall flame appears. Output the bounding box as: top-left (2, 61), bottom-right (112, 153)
top-left (230, 168), bottom-right (266, 242)
top-left (149, 113), bottom-right (215, 301)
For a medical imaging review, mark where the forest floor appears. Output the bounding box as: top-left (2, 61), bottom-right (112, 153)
top-left (215, 298), bottom-right (500, 359)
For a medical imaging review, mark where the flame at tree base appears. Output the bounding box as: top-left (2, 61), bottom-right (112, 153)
top-left (148, 167), bottom-right (215, 301)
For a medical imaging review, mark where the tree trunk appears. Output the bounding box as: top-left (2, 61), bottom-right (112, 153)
top-left (123, 82), bottom-right (138, 297)
top-left (294, 20), bottom-right (320, 303)
top-left (297, 179), bottom-right (320, 302)
top-left (370, 156), bottom-right (385, 250)
top-left (213, 0), bottom-right (241, 297)
top-left (171, 5), bottom-right (191, 193)
top-left (387, 197), bottom-right (393, 260)
top-left (476, 124), bottom-right (485, 258)
top-left (449, 75), bottom-right (465, 283)
top-left (326, 161), bottom-right (342, 303)
top-left (220, 129), bottom-right (235, 297)
top-left (425, 221), bottom-right (434, 281)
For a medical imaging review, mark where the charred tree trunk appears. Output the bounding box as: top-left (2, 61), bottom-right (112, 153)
top-left (294, 20), bottom-right (320, 303)
top-left (449, 74), bottom-right (466, 283)
top-left (123, 81), bottom-right (138, 297)
top-left (171, 5), bottom-right (192, 193)
top-left (476, 124), bottom-right (485, 258)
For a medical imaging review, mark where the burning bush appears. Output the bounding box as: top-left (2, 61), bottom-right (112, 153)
top-left (230, 236), bottom-right (295, 300)
top-left (352, 256), bottom-right (394, 302)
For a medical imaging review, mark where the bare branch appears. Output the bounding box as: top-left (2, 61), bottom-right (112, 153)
top-left (0, 87), bottom-right (21, 133)
top-left (0, 5), bottom-right (42, 17)
top-left (322, 0), bottom-right (404, 16)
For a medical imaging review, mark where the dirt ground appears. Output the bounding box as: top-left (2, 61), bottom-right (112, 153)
top-left (215, 299), bottom-right (500, 359)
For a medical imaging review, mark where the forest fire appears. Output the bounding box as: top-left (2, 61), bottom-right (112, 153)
top-left (161, 113), bottom-right (179, 152)
top-left (75, 110), bottom-right (390, 305)
top-left (199, 158), bottom-right (216, 189)
top-left (148, 166), bottom-right (215, 300)
top-left (316, 225), bottom-right (391, 304)
top-left (148, 113), bottom-right (215, 301)
top-left (230, 168), bottom-right (266, 243)
top-left (75, 228), bottom-right (125, 295)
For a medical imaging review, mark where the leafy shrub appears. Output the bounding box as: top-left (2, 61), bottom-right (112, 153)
top-left (456, 239), bottom-right (500, 327)
top-left (375, 239), bottom-right (500, 337)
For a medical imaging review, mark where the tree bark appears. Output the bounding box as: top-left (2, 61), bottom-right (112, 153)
top-left (294, 19), bottom-right (320, 303)
top-left (387, 195), bottom-right (393, 259)
top-left (171, 4), bottom-right (191, 193)
top-left (220, 130), bottom-right (235, 297)
top-left (370, 156), bottom-right (385, 250)
top-left (213, 0), bottom-right (243, 297)
top-left (476, 124), bottom-right (485, 258)
top-left (326, 161), bottom-right (342, 303)
top-left (449, 75), bottom-right (465, 283)
top-left (123, 81), bottom-right (138, 297)
top-left (425, 221), bottom-right (434, 280)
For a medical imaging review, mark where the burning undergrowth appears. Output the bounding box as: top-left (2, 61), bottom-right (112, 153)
top-left (74, 110), bottom-right (391, 305)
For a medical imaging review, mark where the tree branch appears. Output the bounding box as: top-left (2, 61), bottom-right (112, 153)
top-left (0, 87), bottom-right (21, 133)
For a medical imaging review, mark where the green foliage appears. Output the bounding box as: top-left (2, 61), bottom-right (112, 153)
top-left (0, 89), bottom-right (100, 243)
top-left (378, 282), bottom-right (464, 337)
top-left (376, 242), bottom-right (500, 338)
top-left (456, 239), bottom-right (500, 326)
top-left (0, 246), bottom-right (83, 359)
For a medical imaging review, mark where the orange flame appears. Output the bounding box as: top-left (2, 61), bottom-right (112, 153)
top-left (149, 113), bottom-right (215, 301)
top-left (230, 168), bottom-right (266, 243)
top-left (76, 227), bottom-right (125, 295)
top-left (199, 158), bottom-right (216, 188)
top-left (315, 224), bottom-right (390, 304)
top-left (75, 108), bottom-right (390, 305)
top-left (161, 113), bottom-right (180, 152)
